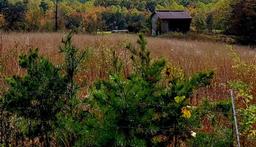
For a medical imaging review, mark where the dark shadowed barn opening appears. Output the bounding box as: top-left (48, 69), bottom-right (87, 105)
top-left (151, 10), bottom-right (192, 36)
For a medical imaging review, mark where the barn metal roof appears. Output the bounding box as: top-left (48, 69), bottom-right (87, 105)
top-left (154, 10), bottom-right (192, 19)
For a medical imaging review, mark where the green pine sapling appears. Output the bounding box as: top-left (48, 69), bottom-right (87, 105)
top-left (55, 32), bottom-right (88, 147)
top-left (1, 32), bottom-right (87, 146)
top-left (2, 49), bottom-right (67, 146)
top-left (85, 34), bottom-right (214, 146)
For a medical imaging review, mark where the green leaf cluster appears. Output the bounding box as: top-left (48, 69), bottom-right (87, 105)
top-left (188, 100), bottom-right (233, 147)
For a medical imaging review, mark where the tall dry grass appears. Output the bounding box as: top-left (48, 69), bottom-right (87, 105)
top-left (0, 32), bottom-right (255, 102)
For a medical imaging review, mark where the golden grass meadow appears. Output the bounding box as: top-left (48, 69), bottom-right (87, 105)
top-left (0, 32), bottom-right (256, 102)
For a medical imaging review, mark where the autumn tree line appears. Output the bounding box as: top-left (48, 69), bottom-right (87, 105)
top-left (0, 0), bottom-right (255, 43)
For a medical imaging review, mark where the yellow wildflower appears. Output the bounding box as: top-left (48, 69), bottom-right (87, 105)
top-left (181, 107), bottom-right (191, 119)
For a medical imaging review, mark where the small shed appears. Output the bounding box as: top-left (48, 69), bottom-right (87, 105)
top-left (151, 10), bottom-right (192, 36)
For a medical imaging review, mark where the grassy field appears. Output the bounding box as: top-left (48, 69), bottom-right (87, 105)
top-left (0, 32), bottom-right (255, 102)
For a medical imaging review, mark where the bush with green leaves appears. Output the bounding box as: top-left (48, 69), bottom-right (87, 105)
top-left (229, 81), bottom-right (256, 139)
top-left (188, 100), bottom-right (233, 147)
top-left (84, 34), bottom-right (214, 146)
top-left (194, 14), bottom-right (207, 33)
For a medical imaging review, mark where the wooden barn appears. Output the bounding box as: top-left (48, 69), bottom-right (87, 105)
top-left (151, 10), bottom-right (192, 36)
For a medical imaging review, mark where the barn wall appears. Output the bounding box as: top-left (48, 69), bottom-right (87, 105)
top-left (151, 14), bottom-right (192, 36)
top-left (151, 14), bottom-right (158, 36)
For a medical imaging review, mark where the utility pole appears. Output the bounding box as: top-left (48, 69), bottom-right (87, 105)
top-left (0, 31), bottom-right (2, 54)
top-left (55, 0), bottom-right (58, 31)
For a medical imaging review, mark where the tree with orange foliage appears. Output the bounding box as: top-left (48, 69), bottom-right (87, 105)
top-left (81, 7), bottom-right (106, 33)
